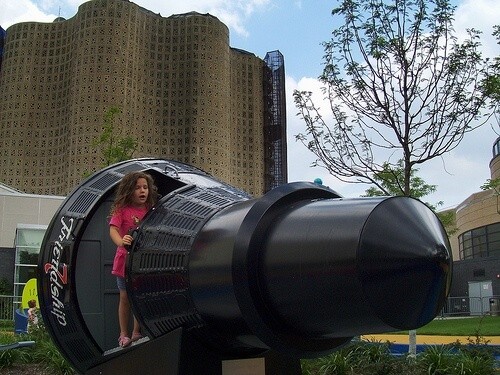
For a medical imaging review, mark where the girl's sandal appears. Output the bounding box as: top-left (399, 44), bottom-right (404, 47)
top-left (118, 335), bottom-right (131, 348)
top-left (131, 333), bottom-right (143, 342)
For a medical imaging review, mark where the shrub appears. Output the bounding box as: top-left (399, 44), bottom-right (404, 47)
top-left (23, 317), bottom-right (75, 374)
top-left (450, 345), bottom-right (495, 375)
top-left (31, 338), bottom-right (75, 375)
top-left (453, 351), bottom-right (494, 375)
top-left (0, 314), bottom-right (75, 374)
top-left (0, 277), bottom-right (13, 295)
top-left (0, 332), bottom-right (33, 370)
top-left (301, 339), bottom-right (497, 375)
top-left (301, 340), bottom-right (415, 375)
top-left (418, 345), bottom-right (456, 374)
top-left (301, 344), bottom-right (360, 375)
top-left (0, 348), bottom-right (17, 370)
top-left (318, 350), bottom-right (356, 374)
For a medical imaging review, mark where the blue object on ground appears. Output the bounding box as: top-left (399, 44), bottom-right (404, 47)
top-left (14, 308), bottom-right (29, 334)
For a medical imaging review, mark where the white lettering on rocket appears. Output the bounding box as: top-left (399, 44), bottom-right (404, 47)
top-left (44, 216), bottom-right (74, 327)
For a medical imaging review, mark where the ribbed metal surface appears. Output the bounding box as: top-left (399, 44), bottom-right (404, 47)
top-left (138, 252), bottom-right (187, 272)
top-left (129, 184), bottom-right (245, 337)
top-left (88, 173), bottom-right (121, 191)
top-left (67, 190), bottom-right (99, 214)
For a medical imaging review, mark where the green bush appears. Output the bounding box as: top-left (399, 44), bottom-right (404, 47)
top-left (24, 318), bottom-right (75, 374)
top-left (301, 339), bottom-right (497, 375)
top-left (0, 315), bottom-right (75, 374)
top-left (318, 350), bottom-right (356, 374)
top-left (0, 348), bottom-right (17, 369)
top-left (418, 345), bottom-right (456, 374)
top-left (452, 345), bottom-right (495, 375)
top-left (301, 341), bottom-right (404, 375)
top-left (454, 352), bottom-right (494, 375)
top-left (418, 344), bottom-right (496, 375)
top-left (31, 338), bottom-right (75, 375)
top-left (0, 320), bottom-right (14, 331)
top-left (0, 277), bottom-right (13, 295)
top-left (0, 332), bottom-right (32, 370)
top-left (3, 322), bottom-right (498, 375)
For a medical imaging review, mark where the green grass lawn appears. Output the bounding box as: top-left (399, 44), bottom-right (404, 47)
top-left (393, 316), bottom-right (500, 336)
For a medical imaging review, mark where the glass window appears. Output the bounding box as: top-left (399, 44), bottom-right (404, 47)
top-left (462, 247), bottom-right (472, 259)
top-left (472, 227), bottom-right (486, 237)
top-left (493, 137), bottom-right (500, 158)
top-left (473, 239), bottom-right (487, 258)
top-left (14, 225), bottom-right (47, 299)
top-left (488, 230), bottom-right (500, 243)
top-left (462, 237), bottom-right (472, 250)
top-left (489, 240), bottom-right (500, 254)
top-left (458, 222), bottom-right (500, 260)
top-left (488, 222), bottom-right (500, 233)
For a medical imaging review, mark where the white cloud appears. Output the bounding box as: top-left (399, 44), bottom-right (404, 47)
top-left (0, 0), bottom-right (56, 29)
top-left (420, 123), bottom-right (499, 208)
top-left (285, 74), bottom-right (367, 197)
top-left (285, 76), bottom-right (322, 181)
top-left (39, 0), bottom-right (59, 12)
top-left (0, 0), bottom-right (271, 37)
top-left (126, 0), bottom-right (271, 37)
top-left (454, 0), bottom-right (500, 57)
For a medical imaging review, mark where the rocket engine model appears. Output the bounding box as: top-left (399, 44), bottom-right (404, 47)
top-left (38, 158), bottom-right (451, 374)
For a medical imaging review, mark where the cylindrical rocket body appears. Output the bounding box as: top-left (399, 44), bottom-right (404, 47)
top-left (259, 197), bottom-right (450, 337)
top-left (153, 184), bottom-right (451, 356)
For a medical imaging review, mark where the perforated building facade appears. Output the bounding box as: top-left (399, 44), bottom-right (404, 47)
top-left (0, 0), bottom-right (287, 196)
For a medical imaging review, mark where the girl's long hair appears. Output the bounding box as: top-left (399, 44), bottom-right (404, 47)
top-left (109, 171), bottom-right (158, 217)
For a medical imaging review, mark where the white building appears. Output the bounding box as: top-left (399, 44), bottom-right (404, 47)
top-left (0, 183), bottom-right (64, 296)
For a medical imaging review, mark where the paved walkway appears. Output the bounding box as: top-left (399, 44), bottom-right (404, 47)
top-left (362, 334), bottom-right (500, 345)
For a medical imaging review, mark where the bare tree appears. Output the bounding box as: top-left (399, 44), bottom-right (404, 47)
top-left (294, 0), bottom-right (497, 196)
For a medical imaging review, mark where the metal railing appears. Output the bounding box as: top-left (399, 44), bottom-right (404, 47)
top-left (0, 294), bottom-right (22, 321)
top-left (440, 296), bottom-right (500, 317)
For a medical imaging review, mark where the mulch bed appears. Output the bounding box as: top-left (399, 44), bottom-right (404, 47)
top-left (0, 363), bottom-right (53, 374)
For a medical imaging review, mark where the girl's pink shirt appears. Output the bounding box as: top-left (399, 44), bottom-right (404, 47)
top-left (109, 205), bottom-right (148, 277)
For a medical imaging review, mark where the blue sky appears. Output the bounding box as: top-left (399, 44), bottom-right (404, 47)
top-left (1, 0), bottom-right (499, 208)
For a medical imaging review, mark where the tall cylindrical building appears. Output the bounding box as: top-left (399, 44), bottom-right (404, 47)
top-left (0, 0), bottom-right (286, 196)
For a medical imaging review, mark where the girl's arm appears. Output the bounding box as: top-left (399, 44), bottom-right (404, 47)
top-left (110, 225), bottom-right (133, 247)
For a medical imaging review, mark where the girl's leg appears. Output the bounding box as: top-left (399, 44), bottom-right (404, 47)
top-left (118, 289), bottom-right (130, 337)
top-left (116, 277), bottom-right (132, 347)
top-left (132, 316), bottom-right (141, 338)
